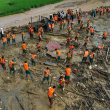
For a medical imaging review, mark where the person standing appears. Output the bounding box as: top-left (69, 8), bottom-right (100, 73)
top-left (9, 59), bottom-right (16, 74)
top-left (42, 67), bottom-right (50, 84)
top-left (82, 49), bottom-right (89, 63)
top-left (11, 33), bottom-right (16, 44)
top-left (0, 56), bottom-right (6, 69)
top-left (7, 32), bottom-right (10, 44)
top-left (21, 30), bottom-right (25, 42)
top-left (65, 65), bottom-right (71, 85)
top-left (55, 49), bottom-right (61, 63)
top-left (48, 86), bottom-right (56, 108)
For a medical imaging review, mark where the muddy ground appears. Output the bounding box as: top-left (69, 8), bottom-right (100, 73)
top-left (0, 11), bottom-right (110, 110)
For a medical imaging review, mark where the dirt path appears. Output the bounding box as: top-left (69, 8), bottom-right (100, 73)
top-left (0, 0), bottom-right (110, 29)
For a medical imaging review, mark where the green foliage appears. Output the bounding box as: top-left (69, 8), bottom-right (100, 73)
top-left (0, 0), bottom-right (63, 17)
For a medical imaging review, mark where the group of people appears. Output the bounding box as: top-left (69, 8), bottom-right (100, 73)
top-left (0, 6), bottom-right (109, 108)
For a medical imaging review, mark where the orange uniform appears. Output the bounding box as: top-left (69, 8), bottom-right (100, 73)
top-left (22, 44), bottom-right (27, 50)
top-left (22, 32), bottom-right (25, 37)
top-left (60, 78), bottom-right (65, 86)
top-left (38, 32), bottom-right (41, 37)
top-left (98, 46), bottom-right (104, 50)
top-left (7, 34), bottom-right (10, 39)
top-left (2, 37), bottom-right (6, 42)
top-left (84, 51), bottom-right (89, 57)
top-left (48, 87), bottom-right (55, 98)
top-left (40, 27), bottom-right (43, 32)
top-left (66, 68), bottom-right (71, 76)
top-left (90, 28), bottom-right (94, 33)
top-left (70, 46), bottom-right (74, 51)
top-left (44, 69), bottom-right (50, 77)
top-left (78, 16), bottom-right (81, 20)
top-left (12, 34), bottom-right (15, 39)
top-left (67, 52), bottom-right (72, 58)
top-left (56, 50), bottom-right (60, 56)
top-left (28, 24), bottom-right (31, 29)
top-left (31, 54), bottom-right (37, 59)
top-left (30, 28), bottom-right (34, 34)
top-left (52, 24), bottom-right (54, 28)
top-left (24, 63), bottom-right (29, 70)
top-left (104, 32), bottom-right (107, 37)
top-left (90, 52), bottom-right (95, 58)
top-left (0, 57), bottom-right (5, 64)
top-left (9, 60), bottom-right (14, 68)
top-left (36, 44), bottom-right (41, 49)
top-left (67, 37), bottom-right (71, 42)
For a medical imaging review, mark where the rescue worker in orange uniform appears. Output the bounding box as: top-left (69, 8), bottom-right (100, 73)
top-left (38, 31), bottom-right (41, 42)
top-left (60, 20), bottom-right (63, 30)
top-left (86, 26), bottom-right (90, 34)
top-left (22, 42), bottom-right (27, 56)
top-left (103, 7), bottom-right (106, 15)
top-left (2, 36), bottom-right (6, 47)
top-left (90, 27), bottom-right (94, 37)
top-left (71, 21), bottom-right (74, 29)
top-left (84, 36), bottom-right (89, 48)
top-left (67, 50), bottom-right (72, 63)
top-left (11, 33), bottom-right (16, 43)
top-left (96, 44), bottom-right (104, 51)
top-left (78, 16), bottom-right (81, 24)
top-left (0, 56), bottom-right (6, 69)
top-left (7, 32), bottom-right (10, 44)
top-left (48, 86), bottom-right (56, 108)
top-left (59, 76), bottom-right (65, 92)
top-left (82, 49), bottom-right (89, 63)
top-left (21, 30), bottom-right (25, 42)
top-left (9, 59), bottom-right (16, 74)
top-left (42, 67), bottom-right (50, 84)
top-left (80, 21), bottom-right (83, 29)
top-left (102, 31), bottom-right (107, 40)
top-left (24, 61), bottom-right (31, 77)
top-left (75, 31), bottom-right (80, 42)
top-left (100, 8), bottom-right (103, 16)
top-left (36, 43), bottom-right (41, 52)
top-left (66, 37), bottom-right (71, 47)
top-left (96, 7), bottom-right (99, 14)
top-left (65, 65), bottom-right (71, 85)
top-left (31, 54), bottom-right (37, 65)
top-left (30, 28), bottom-right (34, 38)
top-left (52, 23), bottom-right (54, 32)
top-left (89, 50), bottom-right (95, 64)
top-left (39, 27), bottom-right (43, 35)
top-left (55, 49), bottom-right (61, 63)
top-left (69, 45), bottom-right (74, 52)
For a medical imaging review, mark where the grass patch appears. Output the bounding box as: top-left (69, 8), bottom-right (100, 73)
top-left (0, 0), bottom-right (63, 17)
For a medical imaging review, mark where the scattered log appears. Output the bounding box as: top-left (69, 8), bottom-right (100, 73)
top-left (27, 90), bottom-right (39, 96)
top-left (93, 68), bottom-right (109, 77)
top-left (100, 84), bottom-right (110, 100)
top-left (91, 70), bottom-right (109, 80)
top-left (106, 47), bottom-right (109, 62)
top-left (55, 93), bottom-right (71, 108)
top-left (15, 96), bottom-right (24, 110)
top-left (65, 89), bottom-right (104, 102)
